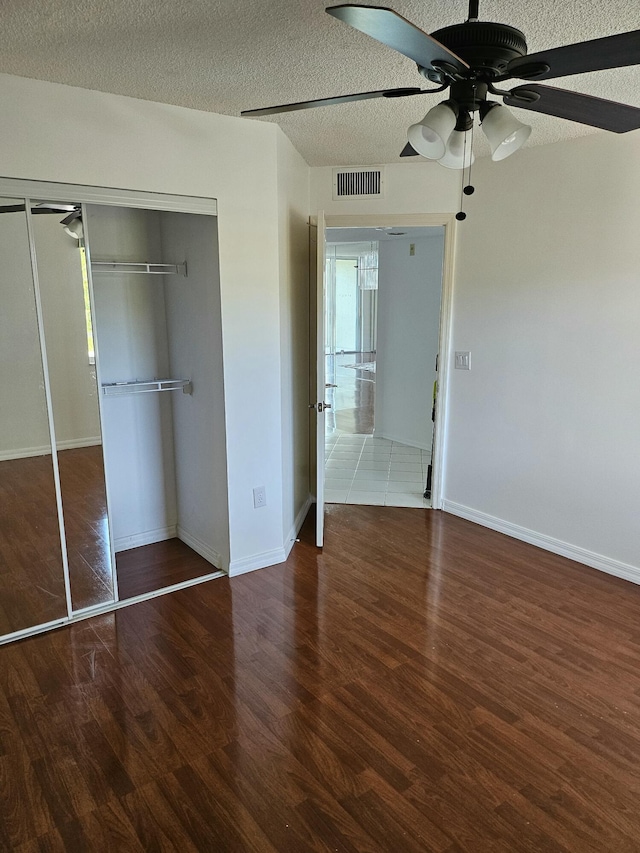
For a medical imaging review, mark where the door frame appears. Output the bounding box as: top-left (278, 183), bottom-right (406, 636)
top-left (315, 212), bottom-right (457, 512)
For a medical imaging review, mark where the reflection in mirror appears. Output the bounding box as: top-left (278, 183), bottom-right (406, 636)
top-left (32, 202), bottom-right (116, 612)
top-left (0, 197), bottom-right (68, 635)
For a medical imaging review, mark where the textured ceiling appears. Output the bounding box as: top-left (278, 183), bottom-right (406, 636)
top-left (1, 0), bottom-right (638, 166)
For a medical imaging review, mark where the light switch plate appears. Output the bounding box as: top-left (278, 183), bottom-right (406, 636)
top-left (455, 351), bottom-right (471, 370)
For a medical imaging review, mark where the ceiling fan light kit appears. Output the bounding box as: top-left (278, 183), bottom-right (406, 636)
top-left (479, 102), bottom-right (532, 161)
top-left (438, 128), bottom-right (475, 170)
top-left (242, 0), bottom-right (640, 214)
top-left (407, 100), bottom-right (459, 159)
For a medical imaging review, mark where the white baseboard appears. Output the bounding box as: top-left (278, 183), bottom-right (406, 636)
top-left (285, 495), bottom-right (313, 559)
top-left (373, 429), bottom-right (431, 453)
top-left (0, 436), bottom-right (102, 462)
top-left (228, 546), bottom-right (287, 577)
top-left (0, 445), bottom-right (51, 462)
top-left (115, 525), bottom-right (177, 553)
top-left (177, 525), bottom-right (223, 571)
top-left (442, 500), bottom-right (640, 587)
top-left (228, 496), bottom-right (313, 577)
top-left (57, 437), bottom-right (102, 451)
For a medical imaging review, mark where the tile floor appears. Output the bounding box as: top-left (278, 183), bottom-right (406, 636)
top-left (324, 433), bottom-right (431, 508)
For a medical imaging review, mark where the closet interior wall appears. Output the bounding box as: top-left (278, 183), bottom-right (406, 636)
top-left (86, 204), bottom-right (229, 577)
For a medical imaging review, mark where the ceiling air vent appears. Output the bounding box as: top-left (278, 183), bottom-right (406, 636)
top-left (333, 167), bottom-right (385, 200)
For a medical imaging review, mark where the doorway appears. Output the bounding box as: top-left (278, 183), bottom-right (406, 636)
top-left (323, 224), bottom-right (447, 510)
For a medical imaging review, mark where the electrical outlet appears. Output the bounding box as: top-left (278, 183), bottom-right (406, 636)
top-left (253, 486), bottom-right (266, 508)
top-left (455, 351), bottom-right (471, 370)
top-left (409, 243), bottom-right (415, 256)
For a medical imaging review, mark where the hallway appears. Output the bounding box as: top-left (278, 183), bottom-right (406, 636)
top-left (325, 433), bottom-right (430, 507)
top-left (324, 352), bottom-right (431, 508)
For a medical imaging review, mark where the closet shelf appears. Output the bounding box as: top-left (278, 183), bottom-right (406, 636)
top-left (101, 379), bottom-right (192, 397)
top-left (91, 261), bottom-right (187, 276)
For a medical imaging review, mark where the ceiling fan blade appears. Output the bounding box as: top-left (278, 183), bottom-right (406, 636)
top-left (33, 202), bottom-right (77, 212)
top-left (504, 84), bottom-right (640, 133)
top-left (31, 207), bottom-right (71, 214)
top-left (505, 29), bottom-right (640, 81)
top-left (0, 204), bottom-right (68, 215)
top-left (242, 87), bottom-right (427, 116)
top-left (326, 5), bottom-right (468, 74)
top-left (60, 210), bottom-right (81, 226)
top-left (400, 142), bottom-right (419, 157)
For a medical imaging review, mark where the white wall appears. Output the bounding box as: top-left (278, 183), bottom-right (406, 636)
top-left (446, 131), bottom-right (640, 577)
top-left (277, 133), bottom-right (311, 551)
top-left (312, 131), bottom-right (640, 581)
top-left (88, 205), bottom-right (179, 549)
top-left (375, 232), bottom-right (444, 450)
top-left (161, 211), bottom-right (230, 569)
top-left (311, 162), bottom-right (459, 215)
top-left (0, 72), bottom-right (300, 573)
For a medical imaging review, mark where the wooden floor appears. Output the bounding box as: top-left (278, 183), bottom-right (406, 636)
top-left (116, 539), bottom-right (220, 601)
top-left (3, 505), bottom-right (640, 850)
top-left (0, 448), bottom-right (215, 632)
top-left (0, 453), bottom-right (67, 635)
top-left (56, 446), bottom-right (114, 611)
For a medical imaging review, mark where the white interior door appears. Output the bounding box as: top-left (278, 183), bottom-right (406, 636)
top-left (314, 211), bottom-right (326, 546)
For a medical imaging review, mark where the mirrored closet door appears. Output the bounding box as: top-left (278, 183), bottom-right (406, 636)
top-left (31, 201), bottom-right (117, 612)
top-left (0, 198), bottom-right (70, 636)
top-left (0, 183), bottom-right (227, 645)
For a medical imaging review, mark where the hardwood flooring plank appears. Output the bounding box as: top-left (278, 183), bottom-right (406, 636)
top-left (120, 782), bottom-right (202, 853)
top-left (173, 763), bottom-right (280, 852)
top-left (116, 539), bottom-right (216, 601)
top-left (0, 750), bottom-right (51, 848)
top-left (202, 748), bottom-right (319, 852)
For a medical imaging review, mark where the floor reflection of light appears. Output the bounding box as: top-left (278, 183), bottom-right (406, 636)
top-left (96, 515), bottom-right (110, 541)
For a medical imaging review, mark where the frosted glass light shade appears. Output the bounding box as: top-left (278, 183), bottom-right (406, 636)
top-left (407, 102), bottom-right (457, 160)
top-left (438, 130), bottom-right (475, 169)
top-left (63, 218), bottom-right (84, 240)
top-left (481, 104), bottom-right (531, 161)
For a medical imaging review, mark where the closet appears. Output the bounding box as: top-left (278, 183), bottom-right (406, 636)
top-left (0, 182), bottom-right (228, 645)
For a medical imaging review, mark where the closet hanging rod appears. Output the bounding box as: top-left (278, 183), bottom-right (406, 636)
top-left (101, 379), bottom-right (192, 396)
top-left (91, 261), bottom-right (187, 276)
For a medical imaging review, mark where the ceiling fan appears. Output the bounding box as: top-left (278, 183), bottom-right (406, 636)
top-left (0, 203), bottom-right (78, 215)
top-left (0, 203), bottom-right (83, 238)
top-left (242, 1), bottom-right (640, 168)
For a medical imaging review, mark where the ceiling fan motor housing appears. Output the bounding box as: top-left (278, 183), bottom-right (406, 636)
top-left (430, 22), bottom-right (528, 78)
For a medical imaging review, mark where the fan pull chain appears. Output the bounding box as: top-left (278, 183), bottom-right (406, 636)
top-left (456, 133), bottom-right (468, 220)
top-left (465, 114), bottom-right (476, 197)
top-left (456, 96), bottom-right (476, 221)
